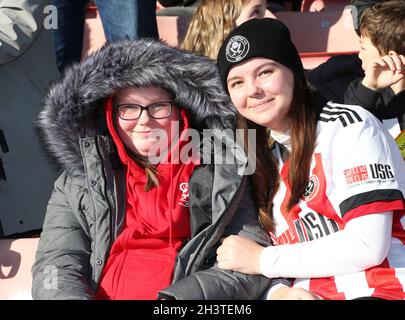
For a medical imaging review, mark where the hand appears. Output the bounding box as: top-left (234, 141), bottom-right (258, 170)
top-left (216, 235), bottom-right (264, 275)
top-left (362, 54), bottom-right (405, 91)
top-left (269, 287), bottom-right (324, 300)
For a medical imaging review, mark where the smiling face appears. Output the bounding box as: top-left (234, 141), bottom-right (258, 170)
top-left (236, 0), bottom-right (267, 26)
top-left (114, 86), bottom-right (179, 157)
top-left (227, 57), bottom-right (294, 134)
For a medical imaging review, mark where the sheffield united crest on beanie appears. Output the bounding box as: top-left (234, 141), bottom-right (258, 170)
top-left (225, 35), bottom-right (250, 62)
top-left (217, 18), bottom-right (305, 92)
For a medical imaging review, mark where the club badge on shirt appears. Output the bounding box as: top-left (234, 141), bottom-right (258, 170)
top-left (303, 174), bottom-right (320, 202)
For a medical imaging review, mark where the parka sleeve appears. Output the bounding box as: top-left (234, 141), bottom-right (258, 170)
top-left (31, 171), bottom-right (95, 300)
top-left (158, 182), bottom-right (274, 300)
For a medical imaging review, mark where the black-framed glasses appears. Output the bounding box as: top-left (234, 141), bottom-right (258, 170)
top-left (115, 101), bottom-right (173, 120)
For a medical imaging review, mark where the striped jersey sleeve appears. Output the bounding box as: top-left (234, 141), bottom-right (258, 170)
top-left (319, 103), bottom-right (405, 222)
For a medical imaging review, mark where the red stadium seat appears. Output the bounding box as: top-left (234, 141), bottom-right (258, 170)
top-left (275, 9), bottom-right (359, 68)
top-left (157, 15), bottom-right (191, 47)
top-left (81, 6), bottom-right (360, 70)
top-left (81, 7), bottom-right (191, 57)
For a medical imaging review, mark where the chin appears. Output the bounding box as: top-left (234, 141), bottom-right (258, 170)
top-left (134, 147), bottom-right (152, 157)
top-left (256, 117), bottom-right (276, 128)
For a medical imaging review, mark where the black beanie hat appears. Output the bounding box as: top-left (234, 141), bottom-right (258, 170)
top-left (217, 18), bottom-right (305, 93)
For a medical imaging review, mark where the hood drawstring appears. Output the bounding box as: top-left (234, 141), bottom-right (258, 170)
top-left (169, 163), bottom-right (174, 247)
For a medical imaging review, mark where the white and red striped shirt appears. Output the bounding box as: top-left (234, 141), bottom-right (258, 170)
top-left (270, 103), bottom-right (405, 300)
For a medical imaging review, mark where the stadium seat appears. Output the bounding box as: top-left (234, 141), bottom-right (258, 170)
top-left (157, 15), bottom-right (191, 47)
top-left (0, 238), bottom-right (39, 300)
top-left (81, 6), bottom-right (191, 57)
top-left (81, 5), bottom-right (360, 69)
top-left (275, 8), bottom-right (359, 69)
top-left (275, 9), bottom-right (359, 53)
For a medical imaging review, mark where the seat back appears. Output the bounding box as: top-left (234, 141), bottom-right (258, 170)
top-left (275, 9), bottom-right (359, 69)
top-left (157, 15), bottom-right (191, 47)
top-left (81, 6), bottom-right (360, 70)
top-left (0, 238), bottom-right (39, 300)
top-left (81, 7), bottom-right (192, 56)
top-left (275, 9), bottom-right (359, 54)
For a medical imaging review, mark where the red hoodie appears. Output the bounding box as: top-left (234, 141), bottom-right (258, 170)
top-left (96, 99), bottom-right (197, 300)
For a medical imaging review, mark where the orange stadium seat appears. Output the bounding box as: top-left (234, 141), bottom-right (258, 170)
top-left (0, 238), bottom-right (39, 300)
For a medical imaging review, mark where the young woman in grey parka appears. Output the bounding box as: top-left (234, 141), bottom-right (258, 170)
top-left (31, 38), bottom-right (275, 299)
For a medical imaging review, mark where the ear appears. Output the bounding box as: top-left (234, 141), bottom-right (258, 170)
top-left (388, 50), bottom-right (399, 56)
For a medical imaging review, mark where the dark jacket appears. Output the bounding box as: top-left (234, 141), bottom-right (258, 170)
top-left (0, 0), bottom-right (58, 237)
top-left (158, 0), bottom-right (198, 7)
top-left (31, 39), bottom-right (272, 300)
top-left (344, 79), bottom-right (405, 131)
top-left (306, 54), bottom-right (364, 105)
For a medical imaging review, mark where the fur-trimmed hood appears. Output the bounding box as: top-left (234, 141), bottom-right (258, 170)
top-left (38, 39), bottom-right (236, 175)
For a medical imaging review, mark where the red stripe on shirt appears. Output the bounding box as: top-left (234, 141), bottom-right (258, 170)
top-left (392, 211), bottom-right (405, 245)
top-left (366, 259), bottom-right (405, 300)
top-left (343, 200), bottom-right (405, 223)
top-left (308, 277), bottom-right (346, 300)
top-left (307, 154), bottom-right (343, 223)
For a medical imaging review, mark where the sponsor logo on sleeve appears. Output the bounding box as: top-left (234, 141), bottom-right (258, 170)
top-left (344, 163), bottom-right (395, 187)
top-left (344, 165), bottom-right (369, 184)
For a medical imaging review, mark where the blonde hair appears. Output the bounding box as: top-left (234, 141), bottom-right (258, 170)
top-left (181, 0), bottom-right (250, 60)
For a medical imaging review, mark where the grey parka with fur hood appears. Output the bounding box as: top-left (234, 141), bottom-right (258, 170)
top-left (31, 39), bottom-right (272, 300)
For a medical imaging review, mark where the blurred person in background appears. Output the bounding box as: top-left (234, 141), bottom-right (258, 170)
top-left (51, 0), bottom-right (158, 73)
top-left (181, 0), bottom-right (271, 60)
top-left (0, 0), bottom-right (58, 238)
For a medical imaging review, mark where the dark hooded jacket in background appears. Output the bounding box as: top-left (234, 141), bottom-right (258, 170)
top-left (0, 0), bottom-right (58, 237)
top-left (31, 39), bottom-right (272, 300)
top-left (344, 79), bottom-right (405, 131)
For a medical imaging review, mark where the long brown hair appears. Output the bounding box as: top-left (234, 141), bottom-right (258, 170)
top-left (181, 0), bottom-right (249, 59)
top-left (237, 75), bottom-right (318, 232)
top-left (126, 149), bottom-right (159, 192)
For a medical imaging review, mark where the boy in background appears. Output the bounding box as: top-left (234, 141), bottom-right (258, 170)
top-left (344, 0), bottom-right (405, 139)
